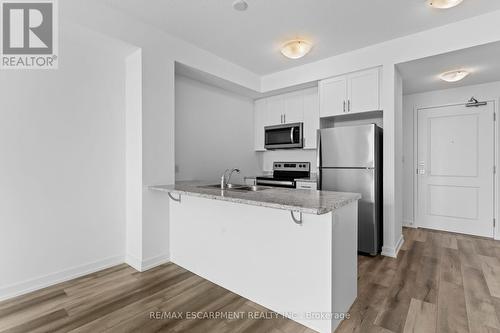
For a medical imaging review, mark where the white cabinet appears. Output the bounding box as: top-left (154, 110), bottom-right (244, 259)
top-left (267, 93), bottom-right (304, 125)
top-left (266, 95), bottom-right (285, 125)
top-left (254, 87), bottom-right (319, 151)
top-left (303, 87), bottom-right (319, 149)
top-left (348, 68), bottom-right (380, 114)
top-left (319, 76), bottom-right (347, 118)
top-left (283, 91), bottom-right (304, 124)
top-left (254, 99), bottom-right (267, 151)
top-left (319, 67), bottom-right (380, 118)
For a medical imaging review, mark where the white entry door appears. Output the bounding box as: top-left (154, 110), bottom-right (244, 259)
top-left (417, 102), bottom-right (494, 237)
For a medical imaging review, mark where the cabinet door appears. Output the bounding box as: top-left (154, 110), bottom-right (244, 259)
top-left (266, 95), bottom-right (285, 125)
top-left (347, 68), bottom-right (380, 114)
top-left (319, 76), bottom-right (347, 117)
top-left (283, 91), bottom-right (304, 124)
top-left (254, 99), bottom-right (267, 151)
top-left (303, 87), bottom-right (319, 149)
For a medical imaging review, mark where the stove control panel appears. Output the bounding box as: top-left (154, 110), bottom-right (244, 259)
top-left (273, 162), bottom-right (310, 172)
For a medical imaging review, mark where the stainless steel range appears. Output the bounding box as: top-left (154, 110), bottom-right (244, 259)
top-left (256, 162), bottom-right (310, 188)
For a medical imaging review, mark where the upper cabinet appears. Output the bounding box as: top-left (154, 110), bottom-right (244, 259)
top-left (254, 87), bottom-right (319, 151)
top-left (319, 76), bottom-right (347, 117)
top-left (254, 99), bottom-right (267, 151)
top-left (302, 88), bottom-right (319, 150)
top-left (254, 67), bottom-right (380, 151)
top-left (266, 95), bottom-right (285, 125)
top-left (283, 91), bottom-right (304, 124)
top-left (319, 67), bottom-right (381, 118)
top-left (266, 92), bottom-right (304, 125)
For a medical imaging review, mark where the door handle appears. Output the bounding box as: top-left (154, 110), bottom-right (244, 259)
top-left (284, 114), bottom-right (286, 123)
top-left (348, 100), bottom-right (351, 112)
top-left (280, 114), bottom-right (283, 123)
top-left (343, 101), bottom-right (346, 112)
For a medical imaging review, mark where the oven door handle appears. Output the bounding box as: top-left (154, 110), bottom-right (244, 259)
top-left (256, 179), bottom-right (295, 187)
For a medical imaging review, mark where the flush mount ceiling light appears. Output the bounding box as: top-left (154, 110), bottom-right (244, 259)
top-left (280, 40), bottom-right (313, 59)
top-left (232, 0), bottom-right (248, 11)
top-left (439, 70), bottom-right (470, 82)
top-left (427, 0), bottom-right (463, 9)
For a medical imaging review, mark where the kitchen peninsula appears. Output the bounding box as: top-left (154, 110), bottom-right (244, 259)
top-left (150, 183), bottom-right (361, 333)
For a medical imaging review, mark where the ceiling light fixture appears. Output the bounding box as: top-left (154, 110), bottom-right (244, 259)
top-left (232, 0), bottom-right (248, 11)
top-left (427, 0), bottom-right (463, 9)
top-left (439, 69), bottom-right (470, 82)
top-left (280, 40), bottom-right (313, 59)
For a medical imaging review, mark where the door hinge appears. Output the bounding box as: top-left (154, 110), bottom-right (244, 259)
top-left (494, 165), bottom-right (497, 174)
top-left (494, 113), bottom-right (497, 122)
top-left (494, 218), bottom-right (496, 228)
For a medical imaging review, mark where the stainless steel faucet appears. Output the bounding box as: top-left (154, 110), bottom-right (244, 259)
top-left (220, 168), bottom-right (240, 189)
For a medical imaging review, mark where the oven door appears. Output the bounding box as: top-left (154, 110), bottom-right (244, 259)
top-left (255, 178), bottom-right (296, 188)
top-left (264, 123), bottom-right (303, 149)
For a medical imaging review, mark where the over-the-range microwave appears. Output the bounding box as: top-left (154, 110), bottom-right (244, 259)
top-left (264, 122), bottom-right (303, 150)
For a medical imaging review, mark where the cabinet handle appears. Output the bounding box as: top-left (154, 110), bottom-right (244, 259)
top-left (280, 114), bottom-right (283, 123)
top-left (348, 100), bottom-right (351, 112)
top-left (284, 114), bottom-right (286, 123)
top-left (343, 101), bottom-right (346, 112)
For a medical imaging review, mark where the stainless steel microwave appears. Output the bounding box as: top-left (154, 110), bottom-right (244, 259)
top-left (264, 123), bottom-right (303, 149)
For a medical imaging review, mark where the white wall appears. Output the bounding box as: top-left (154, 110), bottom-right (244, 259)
top-left (0, 24), bottom-right (131, 299)
top-left (394, 69), bottom-right (404, 251)
top-left (175, 75), bottom-right (260, 183)
top-left (125, 49), bottom-right (143, 270)
top-left (62, 0), bottom-right (264, 271)
top-left (402, 80), bottom-right (500, 228)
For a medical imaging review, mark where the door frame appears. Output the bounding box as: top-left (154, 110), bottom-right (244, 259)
top-left (412, 99), bottom-right (499, 240)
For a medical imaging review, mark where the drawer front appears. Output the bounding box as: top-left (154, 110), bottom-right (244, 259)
top-left (296, 181), bottom-right (317, 190)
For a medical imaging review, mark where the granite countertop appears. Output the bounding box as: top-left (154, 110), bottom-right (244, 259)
top-left (149, 183), bottom-right (360, 215)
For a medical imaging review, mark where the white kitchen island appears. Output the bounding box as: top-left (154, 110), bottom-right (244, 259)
top-left (150, 183), bottom-right (360, 333)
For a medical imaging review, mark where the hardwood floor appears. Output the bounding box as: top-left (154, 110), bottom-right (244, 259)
top-left (1, 227), bottom-right (499, 333)
top-left (336, 227), bottom-right (500, 333)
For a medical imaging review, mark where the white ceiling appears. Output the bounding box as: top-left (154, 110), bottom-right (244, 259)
top-left (103, 0), bottom-right (500, 75)
top-left (398, 41), bottom-right (500, 95)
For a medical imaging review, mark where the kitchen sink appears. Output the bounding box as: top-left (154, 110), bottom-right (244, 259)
top-left (198, 184), bottom-right (269, 192)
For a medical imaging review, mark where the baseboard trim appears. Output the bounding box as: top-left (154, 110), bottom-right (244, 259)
top-left (403, 219), bottom-right (416, 228)
top-left (141, 253), bottom-right (170, 271)
top-left (125, 254), bottom-right (142, 271)
top-left (0, 255), bottom-right (124, 302)
top-left (381, 235), bottom-right (405, 258)
top-left (125, 253), bottom-right (170, 272)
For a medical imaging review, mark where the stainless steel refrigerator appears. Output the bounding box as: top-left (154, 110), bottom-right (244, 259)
top-left (317, 124), bottom-right (383, 255)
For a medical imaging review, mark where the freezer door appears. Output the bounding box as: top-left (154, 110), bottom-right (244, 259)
top-left (321, 168), bottom-right (379, 254)
top-left (320, 125), bottom-right (375, 168)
